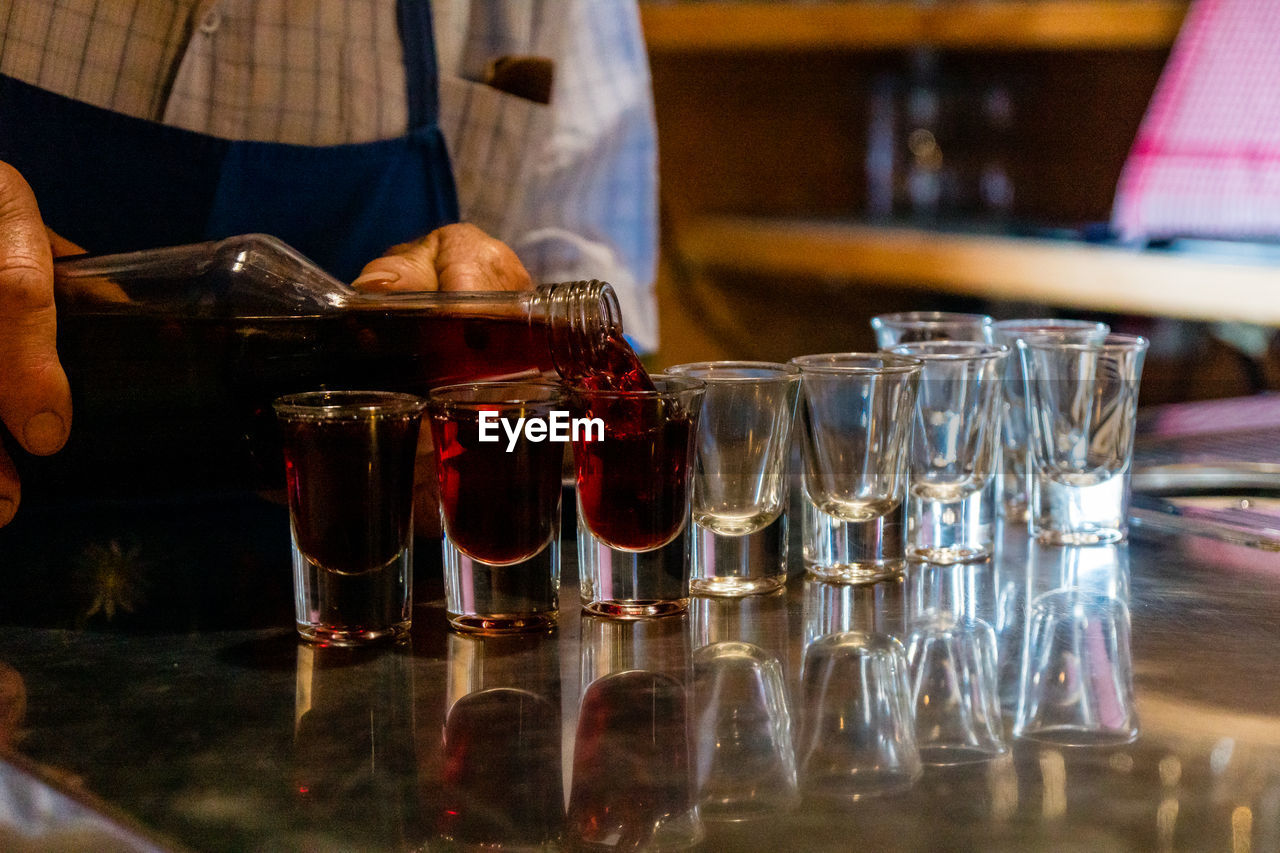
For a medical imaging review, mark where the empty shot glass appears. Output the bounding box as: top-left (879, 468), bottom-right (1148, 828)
top-left (274, 390), bottom-right (426, 645)
top-left (890, 342), bottom-right (1007, 564)
top-left (573, 375), bottom-right (705, 618)
top-left (797, 631), bottom-right (921, 802)
top-left (871, 311), bottom-right (994, 348)
top-left (792, 354), bottom-right (921, 584)
top-left (428, 381), bottom-right (569, 633)
top-left (666, 361), bottom-right (801, 596)
top-left (1019, 334), bottom-right (1149, 545)
top-left (990, 319), bottom-right (1110, 522)
top-left (1014, 587), bottom-right (1138, 747)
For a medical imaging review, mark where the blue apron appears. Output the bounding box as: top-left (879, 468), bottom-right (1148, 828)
top-left (0, 0), bottom-right (457, 283)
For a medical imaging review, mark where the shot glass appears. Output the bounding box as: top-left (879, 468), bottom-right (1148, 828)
top-left (427, 381), bottom-right (569, 633)
top-left (1019, 333), bottom-right (1149, 545)
top-left (693, 641), bottom-right (799, 821)
top-left (573, 376), bottom-right (705, 618)
top-left (571, 615), bottom-right (701, 849)
top-left (1013, 587), bottom-right (1138, 747)
top-left (990, 319), bottom-right (1110, 522)
top-left (666, 361), bottom-right (801, 596)
top-left (905, 611), bottom-right (1006, 766)
top-left (890, 342), bottom-right (1007, 564)
top-left (871, 311), bottom-right (994, 348)
top-left (274, 390), bottom-right (426, 645)
top-left (792, 353), bottom-right (921, 584)
top-left (438, 631), bottom-right (563, 848)
top-left (797, 631), bottom-right (921, 801)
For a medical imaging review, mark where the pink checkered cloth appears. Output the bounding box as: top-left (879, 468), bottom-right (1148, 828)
top-left (1112, 0), bottom-right (1280, 242)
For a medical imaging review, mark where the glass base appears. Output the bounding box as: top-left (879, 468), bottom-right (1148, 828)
top-left (1034, 528), bottom-right (1127, 546)
top-left (691, 513), bottom-right (788, 597)
top-left (805, 560), bottom-right (904, 585)
top-left (1031, 470), bottom-right (1129, 546)
top-left (800, 769), bottom-right (920, 802)
top-left (442, 523), bottom-right (560, 633)
top-left (907, 485), bottom-right (994, 565)
top-left (802, 500), bottom-right (904, 584)
top-left (917, 744), bottom-right (1008, 766)
top-left (1014, 727), bottom-right (1139, 747)
top-left (292, 535), bottom-right (412, 646)
top-left (692, 575), bottom-right (787, 596)
top-left (582, 599), bottom-right (689, 619)
top-left (446, 611), bottom-right (558, 634)
top-left (296, 620), bottom-right (409, 646)
top-left (577, 496), bottom-right (692, 618)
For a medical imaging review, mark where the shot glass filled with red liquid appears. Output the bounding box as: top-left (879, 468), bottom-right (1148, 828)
top-left (429, 382), bottom-right (569, 633)
top-left (274, 390), bottom-right (426, 645)
top-left (572, 376), bottom-right (704, 619)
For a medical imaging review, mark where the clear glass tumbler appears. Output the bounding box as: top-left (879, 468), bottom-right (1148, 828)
top-left (666, 361), bottom-right (801, 596)
top-left (890, 342), bottom-right (1007, 564)
top-left (274, 390), bottom-right (426, 645)
top-left (1019, 333), bottom-right (1149, 545)
top-left (871, 311), bottom-right (994, 348)
top-left (792, 353), bottom-right (921, 584)
top-left (990, 319), bottom-right (1110, 522)
top-left (573, 375), bottom-right (705, 618)
top-left (427, 381), bottom-right (568, 633)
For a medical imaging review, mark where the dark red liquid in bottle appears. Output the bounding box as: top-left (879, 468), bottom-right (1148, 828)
top-left (31, 284), bottom-right (661, 503)
top-left (429, 407), bottom-right (565, 565)
top-left (282, 412), bottom-right (420, 572)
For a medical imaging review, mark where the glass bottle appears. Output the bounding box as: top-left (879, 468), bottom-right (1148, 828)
top-left (30, 234), bottom-right (634, 498)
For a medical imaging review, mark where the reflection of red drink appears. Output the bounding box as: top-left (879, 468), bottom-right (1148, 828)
top-left (569, 670), bottom-right (695, 849)
top-left (281, 411), bottom-right (420, 573)
top-left (439, 687), bottom-right (564, 847)
top-left (430, 408), bottom-right (564, 565)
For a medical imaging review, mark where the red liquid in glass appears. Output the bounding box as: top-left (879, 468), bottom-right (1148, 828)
top-left (430, 408), bottom-right (564, 565)
top-left (573, 401), bottom-right (693, 551)
top-left (282, 413), bottom-right (420, 572)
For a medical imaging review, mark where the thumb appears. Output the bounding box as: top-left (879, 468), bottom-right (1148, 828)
top-left (351, 231), bottom-right (443, 293)
top-left (0, 162), bottom-right (71, 458)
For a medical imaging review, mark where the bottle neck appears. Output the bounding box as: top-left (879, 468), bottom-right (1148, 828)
top-left (535, 281), bottom-right (625, 382)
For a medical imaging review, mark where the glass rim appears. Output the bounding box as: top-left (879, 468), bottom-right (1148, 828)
top-left (272, 389), bottom-right (426, 419)
top-left (871, 311), bottom-right (994, 328)
top-left (1019, 333), bottom-right (1150, 353)
top-left (427, 379), bottom-right (569, 408)
top-left (888, 341), bottom-right (1009, 362)
top-left (665, 360), bottom-right (800, 382)
top-left (991, 318), bottom-right (1110, 333)
top-left (790, 352), bottom-right (923, 375)
top-left (571, 374), bottom-right (706, 399)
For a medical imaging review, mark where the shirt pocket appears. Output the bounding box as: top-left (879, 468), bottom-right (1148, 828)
top-left (438, 74), bottom-right (552, 239)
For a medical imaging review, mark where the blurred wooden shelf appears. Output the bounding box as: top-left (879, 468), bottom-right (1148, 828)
top-left (641, 1), bottom-right (1187, 52)
top-left (678, 216), bottom-right (1280, 324)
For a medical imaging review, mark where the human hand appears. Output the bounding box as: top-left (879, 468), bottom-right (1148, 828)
top-left (0, 162), bottom-right (74, 527)
top-left (352, 223), bottom-right (532, 538)
top-left (351, 222), bottom-right (532, 293)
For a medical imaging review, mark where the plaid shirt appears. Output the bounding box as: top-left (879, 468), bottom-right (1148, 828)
top-left (0, 0), bottom-right (659, 350)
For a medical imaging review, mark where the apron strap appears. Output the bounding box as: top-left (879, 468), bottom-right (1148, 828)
top-left (397, 0), bottom-right (441, 129)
